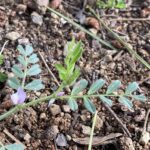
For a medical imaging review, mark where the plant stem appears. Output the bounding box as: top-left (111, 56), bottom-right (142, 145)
top-left (89, 7), bottom-right (150, 70)
top-left (46, 6), bottom-right (116, 50)
top-left (0, 40), bottom-right (9, 55)
top-left (22, 56), bottom-right (28, 88)
top-left (88, 111), bottom-right (98, 150)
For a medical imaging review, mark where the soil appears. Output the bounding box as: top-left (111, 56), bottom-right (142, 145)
top-left (0, 0), bottom-right (150, 150)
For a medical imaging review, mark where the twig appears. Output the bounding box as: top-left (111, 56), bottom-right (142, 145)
top-left (110, 18), bottom-right (150, 21)
top-left (0, 40), bottom-right (9, 54)
top-left (142, 109), bottom-right (150, 134)
top-left (3, 128), bottom-right (26, 148)
top-left (88, 111), bottom-right (98, 150)
top-left (102, 103), bottom-right (131, 137)
top-left (38, 51), bottom-right (60, 86)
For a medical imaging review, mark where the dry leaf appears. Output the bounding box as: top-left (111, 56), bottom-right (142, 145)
top-left (50, 0), bottom-right (62, 9)
top-left (84, 17), bottom-right (100, 30)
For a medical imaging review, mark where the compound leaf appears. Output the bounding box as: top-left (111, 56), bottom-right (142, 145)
top-left (119, 96), bottom-right (133, 109)
top-left (17, 45), bottom-right (26, 56)
top-left (4, 143), bottom-right (24, 150)
top-left (8, 77), bottom-right (21, 89)
top-left (25, 79), bottom-right (44, 90)
top-left (68, 98), bottom-right (78, 111)
top-left (88, 79), bottom-right (105, 95)
top-left (12, 65), bottom-right (24, 78)
top-left (125, 82), bottom-right (139, 95)
top-left (0, 73), bottom-right (7, 82)
top-left (0, 54), bottom-right (4, 65)
top-left (17, 55), bottom-right (26, 66)
top-left (55, 64), bottom-right (66, 74)
top-left (99, 95), bottom-right (113, 106)
top-left (71, 79), bottom-right (88, 95)
top-left (25, 44), bottom-right (33, 56)
top-left (27, 64), bottom-right (41, 76)
top-left (106, 80), bottom-right (121, 94)
top-left (83, 97), bottom-right (96, 114)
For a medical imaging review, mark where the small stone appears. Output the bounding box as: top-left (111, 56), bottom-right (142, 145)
top-left (89, 28), bottom-right (97, 35)
top-left (95, 116), bottom-right (103, 130)
top-left (40, 113), bottom-right (46, 119)
top-left (56, 133), bottom-right (67, 147)
top-left (49, 104), bottom-right (61, 116)
top-left (62, 105), bottom-right (70, 113)
top-left (24, 133), bottom-right (31, 142)
top-left (31, 12), bottom-right (43, 26)
top-left (66, 134), bottom-right (72, 141)
top-left (51, 12), bottom-right (59, 19)
top-left (82, 125), bottom-right (91, 135)
top-left (6, 31), bottom-right (21, 41)
top-left (139, 131), bottom-right (150, 145)
top-left (36, 0), bottom-right (49, 14)
top-left (18, 38), bottom-right (29, 45)
top-left (16, 4), bottom-right (27, 14)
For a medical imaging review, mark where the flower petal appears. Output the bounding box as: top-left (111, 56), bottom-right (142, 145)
top-left (17, 87), bottom-right (26, 104)
top-left (11, 93), bottom-right (19, 105)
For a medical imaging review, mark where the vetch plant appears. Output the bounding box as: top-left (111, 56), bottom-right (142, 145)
top-left (0, 40), bottom-right (147, 121)
top-left (0, 142), bottom-right (24, 150)
top-left (97, 0), bottom-right (126, 9)
top-left (8, 44), bottom-right (44, 104)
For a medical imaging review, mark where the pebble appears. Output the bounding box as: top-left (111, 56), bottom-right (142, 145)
top-left (49, 104), bottom-right (61, 116)
top-left (6, 31), bottom-right (21, 41)
top-left (62, 105), bottom-right (70, 113)
top-left (95, 116), bottom-right (103, 130)
top-left (40, 113), bottom-right (46, 119)
top-left (56, 133), bottom-right (67, 147)
top-left (16, 4), bottom-right (27, 14)
top-left (36, 0), bottom-right (49, 14)
top-left (31, 12), bottom-right (43, 26)
top-left (18, 38), bottom-right (29, 45)
top-left (139, 131), bottom-right (150, 145)
top-left (82, 125), bottom-right (91, 135)
top-left (24, 133), bottom-right (31, 142)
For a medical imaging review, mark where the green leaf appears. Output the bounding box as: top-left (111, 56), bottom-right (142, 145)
top-left (8, 77), bottom-right (21, 89)
top-left (27, 64), bottom-right (41, 76)
top-left (71, 79), bottom-right (88, 95)
top-left (28, 54), bottom-right (39, 64)
top-left (119, 96), bottom-right (133, 109)
top-left (25, 79), bottom-right (44, 90)
top-left (55, 64), bottom-right (66, 74)
top-left (88, 79), bottom-right (105, 94)
top-left (116, 0), bottom-right (126, 8)
top-left (106, 80), bottom-right (121, 94)
top-left (108, 0), bottom-right (116, 7)
top-left (132, 95), bottom-right (147, 101)
top-left (12, 65), bottom-right (24, 78)
top-left (5, 143), bottom-right (24, 150)
top-left (0, 73), bottom-right (7, 82)
top-left (68, 98), bottom-right (78, 111)
top-left (125, 82), bottom-right (139, 95)
top-left (83, 97), bottom-right (96, 114)
top-left (17, 45), bottom-right (26, 56)
top-left (17, 55), bottom-right (26, 66)
top-left (0, 54), bottom-right (4, 65)
top-left (99, 95), bottom-right (113, 106)
top-left (25, 44), bottom-right (33, 56)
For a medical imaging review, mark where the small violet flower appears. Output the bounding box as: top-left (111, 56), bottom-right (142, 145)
top-left (57, 92), bottom-right (65, 97)
top-left (11, 87), bottom-right (26, 105)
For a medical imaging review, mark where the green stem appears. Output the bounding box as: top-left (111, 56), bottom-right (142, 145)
top-left (46, 6), bottom-right (116, 50)
top-left (88, 111), bottom-right (98, 150)
top-left (89, 7), bottom-right (150, 70)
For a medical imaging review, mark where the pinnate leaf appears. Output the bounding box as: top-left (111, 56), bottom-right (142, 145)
top-left (68, 98), bottom-right (78, 111)
top-left (125, 82), bottom-right (139, 95)
top-left (88, 79), bottom-right (105, 94)
top-left (3, 143), bottom-right (24, 150)
top-left (119, 96), bottom-right (133, 109)
top-left (17, 55), bottom-right (26, 66)
top-left (83, 97), bottom-right (96, 114)
top-left (106, 80), bottom-right (121, 94)
top-left (99, 95), bottom-right (113, 106)
top-left (28, 54), bottom-right (39, 64)
top-left (12, 65), bottom-right (24, 78)
top-left (8, 77), bottom-right (21, 89)
top-left (71, 79), bottom-right (88, 95)
top-left (27, 64), bottom-right (41, 76)
top-left (0, 73), bottom-right (7, 82)
top-left (17, 45), bottom-right (26, 56)
top-left (132, 94), bottom-right (147, 101)
top-left (25, 79), bottom-right (44, 90)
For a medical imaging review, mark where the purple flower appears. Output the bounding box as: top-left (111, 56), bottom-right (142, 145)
top-left (57, 92), bottom-right (65, 97)
top-left (11, 87), bottom-right (26, 105)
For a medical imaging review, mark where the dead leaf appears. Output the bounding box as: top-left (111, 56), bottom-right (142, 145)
top-left (73, 133), bottom-right (122, 146)
top-left (50, 0), bottom-right (62, 9)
